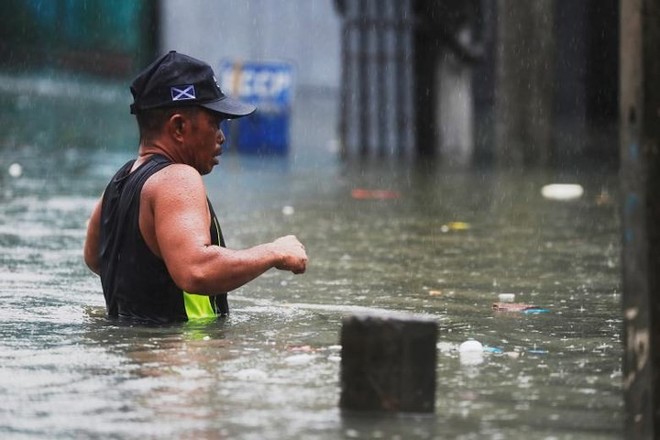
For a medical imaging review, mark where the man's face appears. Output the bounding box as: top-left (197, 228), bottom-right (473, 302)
top-left (183, 109), bottom-right (225, 175)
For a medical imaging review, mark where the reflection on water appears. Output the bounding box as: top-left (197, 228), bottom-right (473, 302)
top-left (0, 82), bottom-right (621, 439)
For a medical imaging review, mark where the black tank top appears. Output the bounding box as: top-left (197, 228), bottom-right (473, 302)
top-left (99, 154), bottom-right (228, 323)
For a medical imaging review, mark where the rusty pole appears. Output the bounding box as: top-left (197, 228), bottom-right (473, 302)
top-left (620, 0), bottom-right (660, 438)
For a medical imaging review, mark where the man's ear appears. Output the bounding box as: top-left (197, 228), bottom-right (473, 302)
top-left (168, 114), bottom-right (186, 142)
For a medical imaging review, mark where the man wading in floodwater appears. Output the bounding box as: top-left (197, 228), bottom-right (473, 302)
top-left (83, 51), bottom-right (308, 323)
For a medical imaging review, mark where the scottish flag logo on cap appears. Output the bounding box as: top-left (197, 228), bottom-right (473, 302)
top-left (171, 85), bottom-right (196, 101)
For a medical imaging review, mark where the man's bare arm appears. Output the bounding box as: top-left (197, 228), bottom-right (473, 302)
top-left (146, 165), bottom-right (307, 295)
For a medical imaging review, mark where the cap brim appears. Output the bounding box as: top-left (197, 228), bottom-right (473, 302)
top-left (201, 96), bottom-right (256, 118)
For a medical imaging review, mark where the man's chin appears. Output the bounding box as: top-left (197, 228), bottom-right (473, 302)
top-left (198, 164), bottom-right (214, 176)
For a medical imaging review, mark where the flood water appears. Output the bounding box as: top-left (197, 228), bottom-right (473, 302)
top-left (0, 74), bottom-right (622, 439)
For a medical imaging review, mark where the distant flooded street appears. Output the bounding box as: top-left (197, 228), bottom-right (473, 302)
top-left (0, 77), bottom-right (622, 439)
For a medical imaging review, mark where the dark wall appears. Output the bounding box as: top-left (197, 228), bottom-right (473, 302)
top-left (586, 0), bottom-right (619, 124)
top-left (492, 0), bottom-right (619, 167)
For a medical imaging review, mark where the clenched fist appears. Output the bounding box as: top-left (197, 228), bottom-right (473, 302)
top-left (272, 235), bottom-right (308, 274)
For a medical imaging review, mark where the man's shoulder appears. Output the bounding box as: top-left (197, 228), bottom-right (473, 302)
top-left (151, 162), bottom-right (201, 180)
top-left (142, 163), bottom-right (205, 200)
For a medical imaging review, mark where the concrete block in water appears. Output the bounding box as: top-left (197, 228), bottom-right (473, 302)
top-left (339, 313), bottom-right (438, 413)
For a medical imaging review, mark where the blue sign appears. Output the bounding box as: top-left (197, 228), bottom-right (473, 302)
top-left (217, 60), bottom-right (295, 154)
top-left (218, 60), bottom-right (295, 110)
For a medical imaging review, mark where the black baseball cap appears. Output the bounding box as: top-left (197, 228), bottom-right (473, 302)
top-left (129, 50), bottom-right (256, 118)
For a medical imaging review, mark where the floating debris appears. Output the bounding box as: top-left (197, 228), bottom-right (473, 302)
top-left (522, 308), bottom-right (551, 315)
top-left (492, 303), bottom-right (550, 314)
top-left (528, 348), bottom-right (549, 355)
top-left (351, 188), bottom-right (400, 200)
top-left (541, 183), bottom-right (584, 201)
top-left (428, 290), bottom-right (443, 296)
top-left (441, 221), bottom-right (471, 233)
top-left (459, 340), bottom-right (483, 353)
top-left (282, 205), bottom-right (295, 215)
top-left (483, 345), bottom-right (504, 354)
top-left (8, 163), bottom-right (22, 178)
top-left (459, 339), bottom-right (484, 365)
top-left (492, 302), bottom-right (535, 312)
top-left (497, 293), bottom-right (516, 303)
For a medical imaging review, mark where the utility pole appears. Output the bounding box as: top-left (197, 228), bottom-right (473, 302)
top-left (620, 0), bottom-right (660, 438)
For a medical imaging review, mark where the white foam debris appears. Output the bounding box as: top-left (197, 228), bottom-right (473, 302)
top-left (459, 339), bottom-right (484, 366)
top-left (541, 184), bottom-right (584, 201)
top-left (459, 340), bottom-right (483, 353)
top-left (498, 293), bottom-right (515, 303)
top-left (8, 163), bottom-right (22, 178)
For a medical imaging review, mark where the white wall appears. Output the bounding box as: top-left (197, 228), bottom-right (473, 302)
top-left (160, 0), bottom-right (341, 92)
